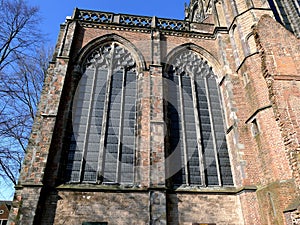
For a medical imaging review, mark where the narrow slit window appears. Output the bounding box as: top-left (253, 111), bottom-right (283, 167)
top-left (251, 118), bottom-right (259, 136)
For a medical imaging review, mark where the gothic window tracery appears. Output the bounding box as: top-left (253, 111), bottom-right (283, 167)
top-left (185, 0), bottom-right (212, 23)
top-left (66, 42), bottom-right (137, 184)
top-left (165, 49), bottom-right (233, 187)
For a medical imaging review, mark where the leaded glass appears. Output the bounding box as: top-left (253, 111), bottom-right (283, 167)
top-left (66, 42), bottom-right (137, 184)
top-left (166, 49), bottom-right (233, 187)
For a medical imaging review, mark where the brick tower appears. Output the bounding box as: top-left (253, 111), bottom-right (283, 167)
top-left (8, 0), bottom-right (300, 224)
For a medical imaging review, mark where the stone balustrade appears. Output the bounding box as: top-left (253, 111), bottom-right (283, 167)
top-left (74, 8), bottom-right (189, 31)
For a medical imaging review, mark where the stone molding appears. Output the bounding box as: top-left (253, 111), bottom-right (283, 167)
top-left (71, 8), bottom-right (225, 39)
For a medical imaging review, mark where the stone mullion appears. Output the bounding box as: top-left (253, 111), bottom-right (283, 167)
top-left (79, 67), bottom-right (98, 182)
top-left (204, 76), bottom-right (222, 186)
top-left (132, 71), bottom-right (138, 185)
top-left (97, 43), bottom-right (116, 183)
top-left (116, 68), bottom-right (126, 183)
top-left (190, 75), bottom-right (206, 186)
top-left (178, 73), bottom-right (190, 185)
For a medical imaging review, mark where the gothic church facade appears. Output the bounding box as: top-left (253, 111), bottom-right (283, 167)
top-left (8, 0), bottom-right (300, 224)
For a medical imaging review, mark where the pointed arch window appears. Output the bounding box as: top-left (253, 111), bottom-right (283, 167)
top-left (165, 49), bottom-right (233, 187)
top-left (66, 42), bottom-right (137, 184)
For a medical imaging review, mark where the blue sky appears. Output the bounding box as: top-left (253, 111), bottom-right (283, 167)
top-left (29, 0), bottom-right (187, 46)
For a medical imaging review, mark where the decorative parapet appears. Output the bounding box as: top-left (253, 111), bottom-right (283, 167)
top-left (156, 18), bottom-right (187, 31)
top-left (73, 8), bottom-right (190, 32)
top-left (119, 14), bottom-right (152, 27)
top-left (75, 10), bottom-right (114, 23)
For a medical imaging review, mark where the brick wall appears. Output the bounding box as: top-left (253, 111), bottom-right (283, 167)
top-left (255, 15), bottom-right (300, 191)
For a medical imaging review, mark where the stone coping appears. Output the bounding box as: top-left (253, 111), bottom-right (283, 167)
top-left (51, 184), bottom-right (257, 195)
top-left (70, 8), bottom-right (227, 38)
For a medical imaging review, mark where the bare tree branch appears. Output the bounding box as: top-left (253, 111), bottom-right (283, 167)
top-left (0, 0), bottom-right (42, 71)
top-left (0, 0), bottom-right (51, 199)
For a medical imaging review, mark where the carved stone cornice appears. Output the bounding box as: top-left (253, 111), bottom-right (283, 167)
top-left (73, 8), bottom-right (188, 31)
top-left (71, 8), bottom-right (222, 39)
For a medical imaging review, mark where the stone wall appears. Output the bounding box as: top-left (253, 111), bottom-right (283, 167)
top-left (167, 193), bottom-right (243, 225)
top-left (54, 191), bottom-right (149, 225)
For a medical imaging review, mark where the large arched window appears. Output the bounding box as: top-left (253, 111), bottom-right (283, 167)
top-left (165, 49), bottom-right (233, 187)
top-left (66, 42), bottom-right (137, 184)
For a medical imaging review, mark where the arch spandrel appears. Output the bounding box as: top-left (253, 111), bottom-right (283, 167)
top-left (74, 33), bottom-right (147, 74)
top-left (164, 43), bottom-right (224, 81)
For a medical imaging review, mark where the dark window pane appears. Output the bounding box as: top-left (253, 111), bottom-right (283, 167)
top-left (167, 49), bottom-right (233, 187)
top-left (66, 43), bottom-right (136, 185)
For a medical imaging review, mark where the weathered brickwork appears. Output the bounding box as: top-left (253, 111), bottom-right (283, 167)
top-left (54, 191), bottom-right (149, 225)
top-left (8, 187), bottom-right (42, 225)
top-left (238, 191), bottom-right (262, 224)
top-left (150, 66), bottom-right (165, 187)
top-left (256, 180), bottom-right (298, 224)
top-left (167, 192), bottom-right (243, 224)
top-left (136, 71), bottom-right (151, 188)
top-left (254, 15), bottom-right (300, 189)
top-left (8, 1), bottom-right (300, 224)
top-left (150, 191), bottom-right (167, 224)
